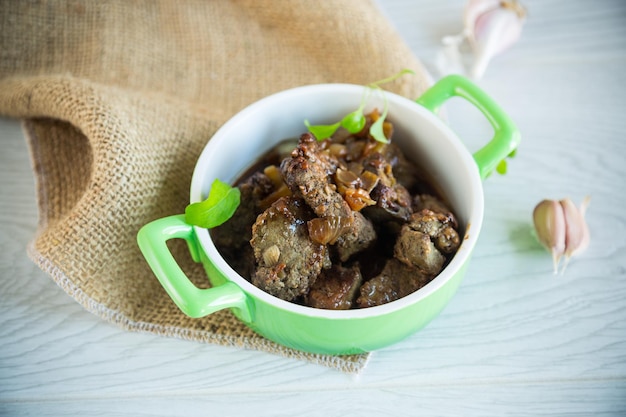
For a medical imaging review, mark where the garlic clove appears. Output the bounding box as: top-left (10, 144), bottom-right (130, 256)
top-left (262, 244), bottom-right (281, 267)
top-left (439, 0), bottom-right (527, 79)
top-left (463, 0), bottom-right (502, 41)
top-left (443, 0), bottom-right (501, 46)
top-left (470, 4), bottom-right (526, 79)
top-left (559, 197), bottom-right (591, 273)
top-left (533, 199), bottom-right (566, 274)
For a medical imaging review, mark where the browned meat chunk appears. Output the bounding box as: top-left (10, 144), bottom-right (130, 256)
top-left (413, 194), bottom-right (458, 226)
top-left (282, 132), bottom-right (376, 259)
top-left (362, 152), bottom-right (412, 223)
top-left (211, 171), bottom-right (274, 279)
top-left (356, 258), bottom-right (432, 308)
top-left (378, 141), bottom-right (420, 191)
top-left (394, 227), bottom-right (445, 275)
top-left (334, 211), bottom-right (376, 262)
top-left (305, 264), bottom-right (363, 310)
top-left (250, 197), bottom-right (329, 301)
top-left (365, 182), bottom-right (413, 223)
top-left (409, 209), bottom-right (461, 254)
top-left (281, 132), bottom-right (351, 219)
top-left (394, 209), bottom-right (461, 275)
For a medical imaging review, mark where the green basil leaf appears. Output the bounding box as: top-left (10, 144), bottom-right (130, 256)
top-left (304, 120), bottom-right (341, 141)
top-left (369, 96), bottom-right (390, 143)
top-left (369, 117), bottom-right (389, 143)
top-left (185, 178), bottom-right (241, 228)
top-left (340, 110), bottom-right (366, 134)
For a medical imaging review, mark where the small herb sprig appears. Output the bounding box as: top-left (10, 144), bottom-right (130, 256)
top-left (305, 69), bottom-right (415, 143)
top-left (185, 178), bottom-right (241, 229)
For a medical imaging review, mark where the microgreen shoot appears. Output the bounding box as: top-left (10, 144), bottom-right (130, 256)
top-left (185, 178), bottom-right (240, 229)
top-left (304, 120), bottom-right (340, 142)
top-left (340, 87), bottom-right (370, 134)
top-left (305, 69), bottom-right (415, 143)
top-left (340, 108), bottom-right (367, 134)
top-left (489, 149), bottom-right (517, 177)
top-left (368, 93), bottom-right (389, 143)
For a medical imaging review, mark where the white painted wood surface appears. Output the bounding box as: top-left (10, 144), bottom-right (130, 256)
top-left (1, 0), bottom-right (625, 415)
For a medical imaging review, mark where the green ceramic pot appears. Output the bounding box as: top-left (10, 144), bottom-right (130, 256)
top-left (137, 75), bottom-right (520, 355)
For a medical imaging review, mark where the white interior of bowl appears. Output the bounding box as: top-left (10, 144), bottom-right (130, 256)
top-left (190, 84), bottom-right (484, 319)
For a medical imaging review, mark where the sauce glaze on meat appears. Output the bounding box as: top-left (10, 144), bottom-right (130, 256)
top-left (211, 111), bottom-right (461, 309)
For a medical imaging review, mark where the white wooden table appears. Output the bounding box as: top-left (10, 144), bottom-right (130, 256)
top-left (2, 1), bottom-right (625, 415)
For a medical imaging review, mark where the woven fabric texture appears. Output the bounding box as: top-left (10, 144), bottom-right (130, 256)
top-left (0, 0), bottom-right (430, 373)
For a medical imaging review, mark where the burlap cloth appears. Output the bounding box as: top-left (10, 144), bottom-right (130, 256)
top-left (0, 1), bottom-right (431, 373)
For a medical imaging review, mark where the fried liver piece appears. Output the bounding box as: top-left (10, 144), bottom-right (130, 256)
top-left (305, 264), bottom-right (363, 310)
top-left (250, 196), bottom-right (329, 301)
top-left (361, 152), bottom-right (413, 223)
top-left (413, 194), bottom-right (458, 226)
top-left (356, 258), bottom-right (432, 308)
top-left (334, 211), bottom-right (376, 262)
top-left (281, 132), bottom-right (376, 259)
top-left (394, 209), bottom-right (461, 275)
top-left (211, 171), bottom-right (274, 278)
top-left (410, 209), bottom-right (461, 255)
top-left (281, 132), bottom-right (351, 219)
top-left (378, 141), bottom-right (421, 191)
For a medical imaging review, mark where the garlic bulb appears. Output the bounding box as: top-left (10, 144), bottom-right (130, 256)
top-left (439, 0), bottom-right (527, 79)
top-left (532, 197), bottom-right (591, 274)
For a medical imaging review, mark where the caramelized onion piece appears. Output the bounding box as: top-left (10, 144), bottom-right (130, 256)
top-left (335, 168), bottom-right (360, 188)
top-left (359, 170), bottom-right (379, 193)
top-left (347, 162), bottom-right (364, 176)
top-left (263, 165), bottom-right (283, 188)
top-left (259, 165), bottom-right (292, 209)
top-left (346, 140), bottom-right (365, 161)
top-left (328, 143), bottom-right (348, 158)
top-left (308, 216), bottom-right (353, 245)
top-left (362, 140), bottom-right (387, 157)
top-left (344, 188), bottom-right (376, 211)
top-left (259, 184), bottom-right (292, 209)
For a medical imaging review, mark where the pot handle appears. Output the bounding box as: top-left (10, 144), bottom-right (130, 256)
top-left (415, 75), bottom-right (521, 179)
top-left (137, 214), bottom-right (252, 321)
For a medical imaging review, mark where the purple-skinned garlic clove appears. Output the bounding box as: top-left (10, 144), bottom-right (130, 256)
top-left (439, 0), bottom-right (526, 79)
top-left (559, 197), bottom-right (591, 273)
top-left (532, 197), bottom-right (591, 274)
top-left (470, 2), bottom-right (526, 79)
